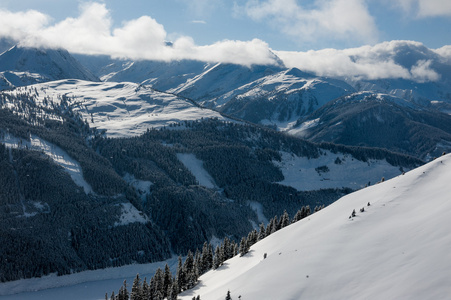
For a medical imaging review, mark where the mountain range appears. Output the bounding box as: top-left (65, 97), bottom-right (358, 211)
top-left (0, 41), bottom-right (449, 297)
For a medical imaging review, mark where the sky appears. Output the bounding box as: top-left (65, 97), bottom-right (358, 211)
top-left (0, 0), bottom-right (450, 79)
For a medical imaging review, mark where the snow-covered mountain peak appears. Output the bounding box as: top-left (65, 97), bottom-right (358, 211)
top-left (180, 153), bottom-right (451, 300)
top-left (0, 46), bottom-right (98, 90)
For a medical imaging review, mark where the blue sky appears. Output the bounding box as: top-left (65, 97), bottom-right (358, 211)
top-left (0, 0), bottom-right (450, 81)
top-left (1, 0), bottom-right (450, 52)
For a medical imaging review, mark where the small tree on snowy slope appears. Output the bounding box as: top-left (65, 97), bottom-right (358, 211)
top-left (239, 237), bottom-right (249, 256)
top-left (225, 290), bottom-right (232, 300)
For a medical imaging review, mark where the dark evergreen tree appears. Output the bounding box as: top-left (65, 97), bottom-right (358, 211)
top-left (239, 237), bottom-right (249, 256)
top-left (225, 290), bottom-right (232, 300)
top-left (168, 282), bottom-right (179, 300)
top-left (280, 210), bottom-right (290, 228)
top-left (200, 241), bottom-right (213, 274)
top-left (131, 274), bottom-right (142, 300)
top-left (142, 277), bottom-right (150, 300)
top-left (163, 264), bottom-right (173, 299)
top-left (257, 223), bottom-right (266, 240)
top-left (153, 268), bottom-right (164, 299)
top-left (175, 255), bottom-right (185, 293)
top-left (213, 246), bottom-right (222, 269)
top-left (293, 209), bottom-right (303, 222)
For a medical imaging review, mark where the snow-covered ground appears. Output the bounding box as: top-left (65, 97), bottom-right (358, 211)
top-left (114, 203), bottom-right (149, 227)
top-left (0, 133), bottom-right (93, 194)
top-left (1, 155), bottom-right (448, 300)
top-left (123, 173), bottom-right (152, 201)
top-left (176, 153), bottom-right (218, 189)
top-left (274, 150), bottom-right (404, 191)
top-left (178, 154), bottom-right (451, 300)
top-left (0, 258), bottom-right (179, 300)
top-left (5, 80), bottom-right (228, 137)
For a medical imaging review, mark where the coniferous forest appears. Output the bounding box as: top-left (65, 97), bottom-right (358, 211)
top-left (0, 92), bottom-right (423, 283)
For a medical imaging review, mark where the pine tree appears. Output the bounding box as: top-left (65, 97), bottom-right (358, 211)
top-left (142, 277), bottom-right (150, 300)
top-left (153, 268), bottom-right (164, 299)
top-left (131, 274), bottom-right (142, 300)
top-left (213, 245), bottom-right (222, 269)
top-left (163, 264), bottom-right (173, 299)
top-left (280, 210), bottom-right (290, 228)
top-left (239, 237), bottom-right (249, 256)
top-left (257, 223), bottom-right (266, 240)
top-left (175, 255), bottom-right (185, 293)
top-left (272, 215), bottom-right (279, 232)
top-left (293, 209), bottom-right (303, 222)
top-left (225, 290), bottom-right (232, 300)
top-left (223, 237), bottom-right (231, 260)
top-left (265, 218), bottom-right (273, 236)
top-left (168, 282), bottom-right (179, 300)
top-left (200, 242), bottom-right (213, 274)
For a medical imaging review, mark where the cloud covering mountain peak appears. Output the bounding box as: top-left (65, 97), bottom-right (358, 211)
top-left (0, 2), bottom-right (449, 83)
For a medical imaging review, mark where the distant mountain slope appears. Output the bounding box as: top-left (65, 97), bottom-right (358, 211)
top-left (0, 46), bottom-right (98, 90)
top-left (215, 68), bottom-right (354, 127)
top-left (4, 80), bottom-right (228, 137)
top-left (289, 92), bottom-right (451, 159)
top-left (180, 153), bottom-right (451, 300)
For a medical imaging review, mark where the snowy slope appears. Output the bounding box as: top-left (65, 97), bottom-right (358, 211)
top-left (274, 150), bottom-right (403, 191)
top-left (179, 154), bottom-right (451, 300)
top-left (289, 91), bottom-right (451, 159)
top-left (0, 46), bottom-right (98, 89)
top-left (217, 68), bottom-right (354, 128)
top-left (4, 80), bottom-right (228, 137)
top-left (0, 133), bottom-right (93, 194)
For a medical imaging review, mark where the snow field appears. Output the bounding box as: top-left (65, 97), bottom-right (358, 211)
top-left (274, 150), bottom-right (404, 191)
top-left (179, 154), bottom-right (451, 300)
top-left (176, 153), bottom-right (217, 189)
top-left (5, 80), bottom-right (227, 138)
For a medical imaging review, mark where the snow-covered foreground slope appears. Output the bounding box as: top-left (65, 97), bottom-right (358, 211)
top-left (5, 80), bottom-right (228, 137)
top-left (180, 154), bottom-right (451, 300)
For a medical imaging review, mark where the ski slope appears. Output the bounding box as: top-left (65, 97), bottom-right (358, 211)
top-left (179, 154), bottom-right (451, 300)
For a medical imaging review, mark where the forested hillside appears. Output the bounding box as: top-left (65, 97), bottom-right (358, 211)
top-left (0, 91), bottom-right (423, 282)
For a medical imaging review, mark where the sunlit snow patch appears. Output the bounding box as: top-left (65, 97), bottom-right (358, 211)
top-left (114, 203), bottom-right (149, 226)
top-left (274, 150), bottom-right (404, 191)
top-left (0, 133), bottom-right (93, 194)
top-left (123, 173), bottom-right (152, 201)
top-left (176, 153), bottom-right (217, 189)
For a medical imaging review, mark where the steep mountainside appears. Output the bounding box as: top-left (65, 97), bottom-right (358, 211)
top-left (290, 92), bottom-right (451, 159)
top-left (0, 89), bottom-right (422, 282)
top-left (0, 46), bottom-right (98, 90)
top-left (179, 153), bottom-right (451, 300)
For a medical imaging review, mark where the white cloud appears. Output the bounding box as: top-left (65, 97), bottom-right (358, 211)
top-left (0, 2), bottom-right (278, 66)
top-left (391, 0), bottom-right (451, 17)
top-left (435, 45), bottom-right (451, 63)
top-left (241, 0), bottom-right (379, 45)
top-left (275, 40), bottom-right (444, 82)
top-left (410, 59), bottom-right (441, 82)
top-left (0, 8), bottom-right (50, 42)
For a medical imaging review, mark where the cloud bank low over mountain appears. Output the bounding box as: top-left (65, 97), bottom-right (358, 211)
top-left (276, 40), bottom-right (448, 82)
top-left (0, 2), bottom-right (450, 82)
